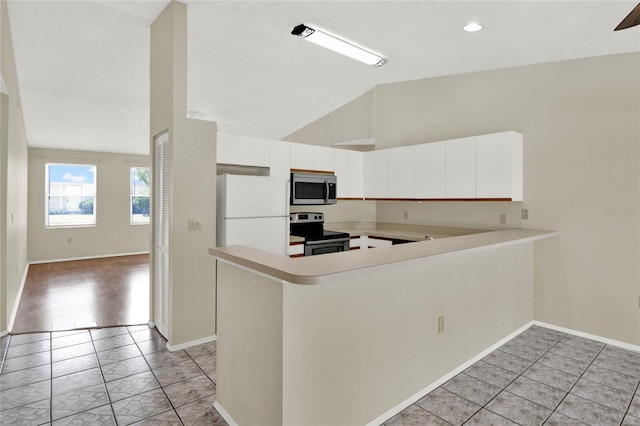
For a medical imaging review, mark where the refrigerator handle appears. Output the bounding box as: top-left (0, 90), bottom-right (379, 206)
top-left (286, 179), bottom-right (291, 256)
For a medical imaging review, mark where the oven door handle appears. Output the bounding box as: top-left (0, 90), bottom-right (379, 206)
top-left (305, 238), bottom-right (350, 246)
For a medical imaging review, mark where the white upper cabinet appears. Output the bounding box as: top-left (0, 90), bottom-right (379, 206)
top-left (313, 146), bottom-right (335, 172)
top-left (290, 143), bottom-right (335, 172)
top-left (476, 131), bottom-right (522, 200)
top-left (445, 136), bottom-right (476, 198)
top-left (387, 146), bottom-right (415, 198)
top-left (217, 133), bottom-right (271, 167)
top-left (220, 131), bottom-right (522, 201)
top-left (348, 151), bottom-right (364, 199)
top-left (290, 143), bottom-right (315, 170)
top-left (334, 149), bottom-right (350, 198)
top-left (364, 150), bottom-right (388, 198)
top-left (414, 142), bottom-right (446, 199)
top-left (334, 150), bottom-right (365, 199)
top-left (270, 140), bottom-right (291, 179)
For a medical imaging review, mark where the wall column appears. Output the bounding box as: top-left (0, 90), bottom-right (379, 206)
top-left (150, 1), bottom-right (217, 347)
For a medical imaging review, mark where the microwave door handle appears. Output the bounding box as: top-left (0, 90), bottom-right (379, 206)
top-left (324, 180), bottom-right (329, 204)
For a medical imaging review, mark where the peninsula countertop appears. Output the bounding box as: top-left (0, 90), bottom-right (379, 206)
top-left (212, 228), bottom-right (558, 285)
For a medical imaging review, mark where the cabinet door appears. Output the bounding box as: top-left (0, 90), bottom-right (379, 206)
top-left (217, 133), bottom-right (270, 167)
top-left (414, 141), bottom-right (446, 199)
top-left (476, 132), bottom-right (510, 199)
top-left (288, 244), bottom-right (304, 256)
top-left (270, 140), bottom-right (291, 179)
top-left (446, 137), bottom-right (476, 198)
top-left (349, 151), bottom-right (364, 199)
top-left (313, 146), bottom-right (335, 172)
top-left (387, 146), bottom-right (415, 198)
top-left (334, 149), bottom-right (350, 198)
top-left (476, 132), bottom-right (523, 200)
top-left (476, 132), bottom-right (522, 201)
top-left (349, 237), bottom-right (361, 249)
top-left (290, 143), bottom-right (315, 170)
top-left (364, 150), bottom-right (388, 198)
top-left (367, 237), bottom-right (393, 248)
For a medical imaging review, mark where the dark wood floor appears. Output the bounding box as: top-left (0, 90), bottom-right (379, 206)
top-left (12, 254), bottom-right (150, 333)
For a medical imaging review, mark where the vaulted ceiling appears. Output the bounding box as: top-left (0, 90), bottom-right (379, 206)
top-left (6, 1), bottom-right (640, 155)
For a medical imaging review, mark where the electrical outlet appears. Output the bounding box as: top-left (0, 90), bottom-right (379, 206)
top-left (188, 217), bottom-right (202, 231)
top-left (499, 213), bottom-right (507, 225)
top-left (438, 316), bottom-right (445, 333)
top-left (522, 208), bottom-right (529, 220)
top-left (403, 210), bottom-right (409, 220)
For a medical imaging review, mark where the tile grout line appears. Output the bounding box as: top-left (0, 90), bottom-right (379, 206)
top-left (412, 328), bottom-right (567, 426)
top-left (0, 334), bottom-right (10, 374)
top-left (91, 327), bottom-right (120, 426)
top-left (132, 327), bottom-right (186, 425)
top-left (621, 372), bottom-right (640, 423)
top-left (457, 330), bottom-right (567, 425)
top-left (538, 339), bottom-right (607, 425)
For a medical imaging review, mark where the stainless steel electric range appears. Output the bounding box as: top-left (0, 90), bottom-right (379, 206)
top-left (289, 212), bottom-right (350, 256)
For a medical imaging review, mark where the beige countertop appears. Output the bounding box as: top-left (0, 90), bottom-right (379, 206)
top-left (212, 228), bottom-right (558, 285)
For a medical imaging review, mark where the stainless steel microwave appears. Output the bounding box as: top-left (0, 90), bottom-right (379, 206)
top-left (290, 172), bottom-right (337, 205)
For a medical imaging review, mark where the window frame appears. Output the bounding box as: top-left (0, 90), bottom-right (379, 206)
top-left (45, 162), bottom-right (97, 228)
top-left (130, 166), bottom-right (151, 225)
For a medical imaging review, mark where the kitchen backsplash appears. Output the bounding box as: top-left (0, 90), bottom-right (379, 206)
top-left (376, 201), bottom-right (523, 230)
top-left (291, 200), bottom-right (522, 229)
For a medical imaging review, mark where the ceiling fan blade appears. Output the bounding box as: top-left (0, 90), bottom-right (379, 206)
top-left (615, 3), bottom-right (640, 30)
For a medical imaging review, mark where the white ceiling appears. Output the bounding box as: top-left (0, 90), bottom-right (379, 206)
top-left (6, 1), bottom-right (640, 156)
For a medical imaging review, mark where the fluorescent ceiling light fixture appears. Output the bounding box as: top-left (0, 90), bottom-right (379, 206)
top-left (291, 24), bottom-right (387, 67)
top-left (463, 22), bottom-right (483, 32)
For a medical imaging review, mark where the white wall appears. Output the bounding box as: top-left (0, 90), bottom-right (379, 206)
top-left (150, 1), bottom-right (217, 347)
top-left (1, 0), bottom-right (29, 333)
top-left (288, 53), bottom-right (640, 345)
top-left (284, 89), bottom-right (374, 145)
top-left (27, 148), bottom-right (151, 262)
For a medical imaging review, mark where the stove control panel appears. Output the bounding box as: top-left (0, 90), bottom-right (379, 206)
top-left (290, 212), bottom-right (324, 223)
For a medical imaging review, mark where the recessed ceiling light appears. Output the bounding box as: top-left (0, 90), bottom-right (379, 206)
top-left (463, 22), bottom-right (483, 32)
top-left (291, 24), bottom-right (387, 67)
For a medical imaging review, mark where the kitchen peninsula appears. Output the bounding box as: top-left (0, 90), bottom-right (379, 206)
top-left (210, 228), bottom-right (557, 425)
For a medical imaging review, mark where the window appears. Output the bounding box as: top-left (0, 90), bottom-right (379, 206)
top-left (131, 167), bottom-right (150, 224)
top-left (46, 163), bottom-right (97, 227)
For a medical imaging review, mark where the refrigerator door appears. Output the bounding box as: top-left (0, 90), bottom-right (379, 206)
top-left (220, 175), bottom-right (288, 219)
top-left (223, 217), bottom-right (288, 256)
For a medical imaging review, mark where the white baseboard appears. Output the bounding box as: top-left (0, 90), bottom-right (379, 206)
top-left (167, 334), bottom-right (217, 352)
top-left (0, 330), bottom-right (8, 337)
top-left (7, 264), bottom-right (30, 332)
top-left (147, 321), bottom-right (156, 329)
top-left (366, 321), bottom-right (535, 426)
top-left (213, 400), bottom-right (238, 426)
top-left (28, 251), bottom-right (150, 264)
top-left (532, 320), bottom-right (640, 353)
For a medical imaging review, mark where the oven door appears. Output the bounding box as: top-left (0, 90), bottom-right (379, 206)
top-left (304, 238), bottom-right (350, 256)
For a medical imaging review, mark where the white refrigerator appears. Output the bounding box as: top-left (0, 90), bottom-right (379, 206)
top-left (216, 174), bottom-right (289, 256)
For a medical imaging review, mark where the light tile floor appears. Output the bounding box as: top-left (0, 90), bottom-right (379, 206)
top-left (0, 325), bottom-right (226, 425)
top-left (384, 325), bottom-right (640, 426)
top-left (2, 324), bottom-right (639, 425)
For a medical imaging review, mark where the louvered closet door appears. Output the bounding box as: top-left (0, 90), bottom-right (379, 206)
top-left (154, 131), bottom-right (170, 339)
